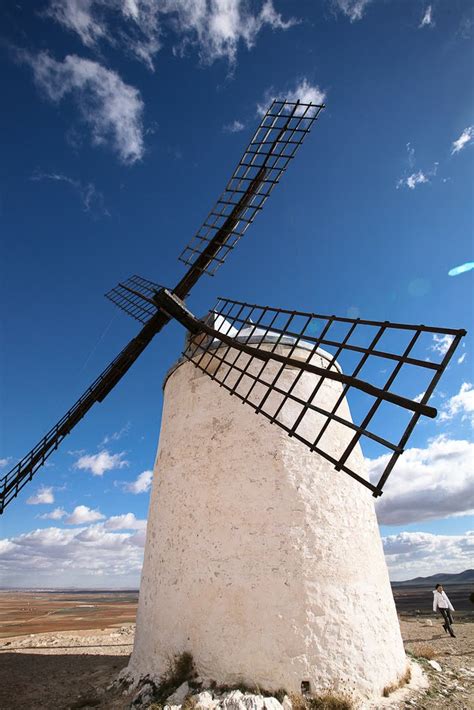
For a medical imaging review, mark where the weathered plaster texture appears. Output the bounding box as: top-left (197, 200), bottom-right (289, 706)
top-left (128, 345), bottom-right (407, 700)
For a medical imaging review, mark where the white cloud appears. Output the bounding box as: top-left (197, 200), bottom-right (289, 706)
top-left (406, 170), bottom-right (429, 189)
top-left (397, 170), bottom-right (429, 190)
top-left (397, 143), bottom-right (438, 190)
top-left (0, 523), bottom-right (145, 588)
top-left (257, 78), bottom-right (326, 117)
top-left (101, 422), bottom-right (130, 445)
top-left (458, 352), bottom-right (466, 365)
top-left (413, 391), bottom-right (426, 404)
top-left (105, 513), bottom-right (146, 530)
top-left (23, 52), bottom-right (144, 164)
top-left (430, 333), bottom-right (454, 356)
top-left (123, 469), bottom-right (153, 494)
top-left (30, 171), bottom-right (109, 215)
top-left (47, 0), bottom-right (297, 69)
top-left (451, 126), bottom-right (474, 155)
top-left (370, 435), bottom-right (474, 524)
top-left (332, 0), bottom-right (372, 22)
top-left (26, 486), bottom-right (55, 505)
top-left (439, 382), bottom-right (474, 426)
top-left (38, 507), bottom-right (67, 520)
top-left (66, 505), bottom-right (105, 524)
top-left (0, 458), bottom-right (10, 468)
top-left (419, 5), bottom-right (434, 29)
top-left (383, 530), bottom-right (474, 581)
top-left (223, 119), bottom-right (245, 133)
top-left (74, 449), bottom-right (129, 476)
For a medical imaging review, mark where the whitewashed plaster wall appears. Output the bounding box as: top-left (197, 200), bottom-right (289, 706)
top-left (128, 345), bottom-right (407, 700)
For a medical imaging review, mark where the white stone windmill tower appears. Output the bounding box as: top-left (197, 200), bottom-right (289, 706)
top-left (1, 100), bottom-right (465, 701)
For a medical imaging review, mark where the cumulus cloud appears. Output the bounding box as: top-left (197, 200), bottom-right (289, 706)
top-left (105, 513), bottom-right (146, 530)
top-left (223, 119), bottom-right (245, 133)
top-left (22, 52), bottom-right (144, 164)
top-left (122, 469), bottom-right (153, 494)
top-left (419, 5), bottom-right (434, 29)
top-left (370, 435), bottom-right (474, 525)
top-left (332, 0), bottom-right (372, 22)
top-left (257, 78), bottom-right (326, 117)
top-left (439, 382), bottom-right (474, 426)
top-left (26, 486), bottom-right (55, 505)
top-left (38, 507), bottom-right (67, 520)
top-left (66, 505), bottom-right (105, 524)
top-left (46, 0), bottom-right (297, 70)
top-left (451, 126), bottom-right (474, 155)
top-left (74, 449), bottom-right (129, 476)
top-left (383, 530), bottom-right (474, 581)
top-left (30, 171), bottom-right (109, 215)
top-left (0, 523), bottom-right (145, 587)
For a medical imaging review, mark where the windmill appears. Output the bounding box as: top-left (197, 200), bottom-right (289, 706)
top-left (1, 100), bottom-right (466, 699)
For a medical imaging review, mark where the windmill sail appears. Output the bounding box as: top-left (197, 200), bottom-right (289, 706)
top-left (177, 100), bottom-right (324, 278)
top-left (181, 297), bottom-right (466, 496)
top-left (0, 310), bottom-right (169, 513)
top-left (2, 99), bottom-right (325, 513)
top-left (106, 275), bottom-right (162, 324)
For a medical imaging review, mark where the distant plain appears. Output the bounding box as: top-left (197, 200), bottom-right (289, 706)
top-left (1, 584), bottom-right (472, 638)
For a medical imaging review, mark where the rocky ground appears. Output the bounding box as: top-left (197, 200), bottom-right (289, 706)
top-left (0, 617), bottom-right (472, 710)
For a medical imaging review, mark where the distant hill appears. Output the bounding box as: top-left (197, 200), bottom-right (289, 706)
top-left (392, 569), bottom-right (474, 587)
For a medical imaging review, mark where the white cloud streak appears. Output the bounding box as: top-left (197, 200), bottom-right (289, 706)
top-left (122, 469), bottom-right (153, 494)
top-left (0, 458), bottom-right (10, 468)
top-left (332, 0), bottom-right (372, 22)
top-left (397, 143), bottom-right (438, 190)
top-left (101, 423), bottom-right (131, 445)
top-left (419, 6), bottom-right (434, 29)
top-left (30, 171), bottom-right (109, 215)
top-left (451, 126), bottom-right (474, 155)
top-left (22, 52), bottom-right (145, 164)
top-left (370, 435), bottom-right (474, 525)
top-left (223, 119), bottom-right (245, 133)
top-left (46, 0), bottom-right (297, 70)
top-left (439, 382), bottom-right (474, 427)
top-left (74, 449), bottom-right (129, 476)
top-left (383, 530), bottom-right (474, 581)
top-left (26, 486), bottom-right (55, 505)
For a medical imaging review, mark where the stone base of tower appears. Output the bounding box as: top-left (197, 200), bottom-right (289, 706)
top-left (127, 354), bottom-right (408, 702)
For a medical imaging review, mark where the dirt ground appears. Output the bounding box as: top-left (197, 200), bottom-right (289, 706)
top-left (0, 616), bottom-right (472, 710)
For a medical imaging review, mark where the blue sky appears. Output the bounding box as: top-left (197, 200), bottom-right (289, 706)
top-left (0, 0), bottom-right (473, 587)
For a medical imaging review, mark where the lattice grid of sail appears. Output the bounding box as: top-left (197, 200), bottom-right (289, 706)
top-left (105, 275), bottom-right (162, 324)
top-left (178, 100), bottom-right (324, 276)
top-left (183, 297), bottom-right (465, 495)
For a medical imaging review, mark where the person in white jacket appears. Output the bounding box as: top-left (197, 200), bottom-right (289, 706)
top-left (433, 583), bottom-right (456, 637)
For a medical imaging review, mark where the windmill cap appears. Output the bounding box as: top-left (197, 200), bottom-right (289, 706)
top-left (202, 312), bottom-right (343, 373)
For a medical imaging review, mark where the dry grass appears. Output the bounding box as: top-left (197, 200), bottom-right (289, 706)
top-left (307, 694), bottom-right (353, 710)
top-left (382, 666), bottom-right (412, 698)
top-left (290, 692), bottom-right (353, 710)
top-left (412, 643), bottom-right (438, 660)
